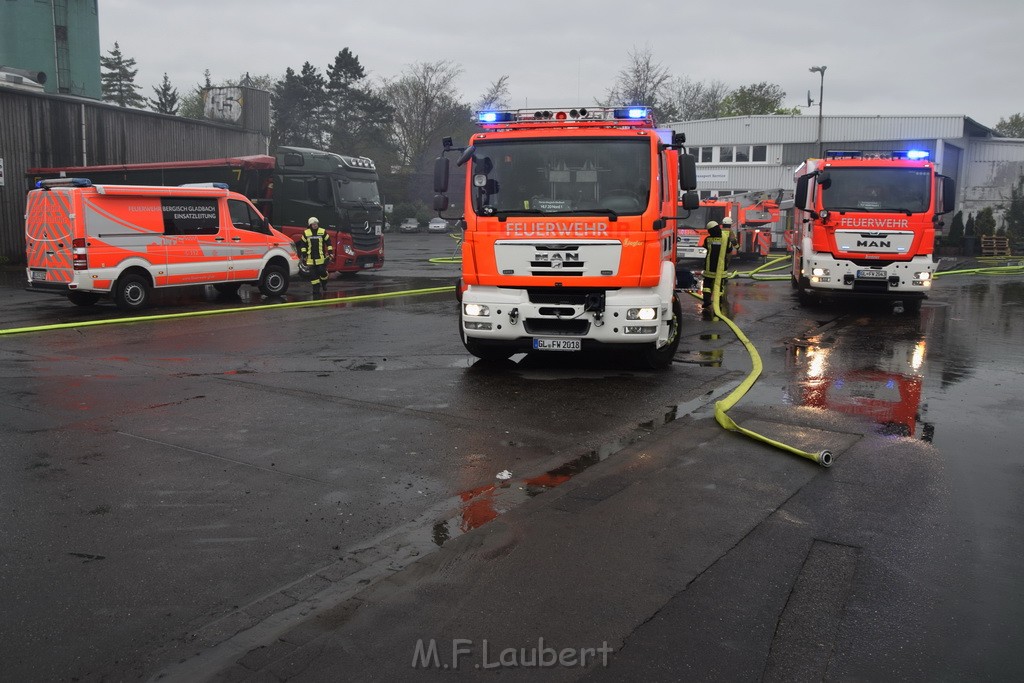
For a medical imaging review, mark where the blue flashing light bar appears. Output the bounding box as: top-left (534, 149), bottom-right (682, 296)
top-left (613, 107), bottom-right (650, 120)
top-left (37, 177), bottom-right (93, 188)
top-left (904, 149), bottom-right (930, 160)
top-left (477, 111), bottom-right (516, 124)
top-left (474, 106), bottom-right (652, 126)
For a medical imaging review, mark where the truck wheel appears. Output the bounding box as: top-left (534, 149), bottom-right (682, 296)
top-left (67, 291), bottom-right (101, 307)
top-left (258, 264), bottom-right (289, 297)
top-left (460, 316), bottom-right (513, 361)
top-left (114, 273), bottom-right (151, 311)
top-left (641, 293), bottom-right (682, 369)
top-left (796, 277), bottom-right (816, 306)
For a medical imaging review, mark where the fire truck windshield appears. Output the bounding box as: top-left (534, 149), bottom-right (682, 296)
top-left (333, 177), bottom-right (381, 205)
top-left (468, 139), bottom-right (651, 216)
top-left (821, 167), bottom-right (931, 214)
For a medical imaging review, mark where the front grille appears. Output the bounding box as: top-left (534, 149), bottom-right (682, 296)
top-left (847, 258), bottom-right (897, 267)
top-left (350, 233), bottom-right (382, 251)
top-left (524, 318), bottom-right (590, 335)
top-left (525, 288), bottom-right (618, 305)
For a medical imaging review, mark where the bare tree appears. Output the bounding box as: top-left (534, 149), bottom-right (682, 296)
top-left (381, 61), bottom-right (472, 172)
top-left (601, 45), bottom-right (678, 122)
top-left (664, 77), bottom-right (731, 121)
top-left (475, 75), bottom-right (511, 111)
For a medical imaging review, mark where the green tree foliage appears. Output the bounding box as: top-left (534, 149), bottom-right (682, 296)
top-left (719, 82), bottom-right (791, 116)
top-left (965, 213), bottom-right (976, 237)
top-left (271, 62), bottom-right (329, 148)
top-left (324, 49), bottom-right (397, 168)
top-left (1001, 176), bottom-right (1024, 243)
top-left (975, 207), bottom-right (996, 236)
top-left (178, 69), bottom-right (212, 119)
top-left (149, 73), bottom-right (179, 115)
top-left (946, 210), bottom-right (964, 246)
top-left (994, 113), bottom-right (1024, 138)
top-left (601, 46), bottom-right (679, 122)
top-left (100, 42), bottom-right (145, 108)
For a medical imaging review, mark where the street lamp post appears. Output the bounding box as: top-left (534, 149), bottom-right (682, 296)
top-left (809, 65), bottom-right (827, 156)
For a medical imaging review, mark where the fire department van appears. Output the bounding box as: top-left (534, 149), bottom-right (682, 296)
top-left (25, 179), bottom-right (300, 310)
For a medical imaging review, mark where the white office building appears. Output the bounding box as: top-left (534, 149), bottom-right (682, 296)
top-left (666, 114), bottom-right (1024, 230)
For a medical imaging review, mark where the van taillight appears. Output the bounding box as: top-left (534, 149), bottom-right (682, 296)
top-left (72, 238), bottom-right (88, 270)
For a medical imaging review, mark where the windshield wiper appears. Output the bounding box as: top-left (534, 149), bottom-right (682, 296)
top-left (494, 208), bottom-right (619, 220)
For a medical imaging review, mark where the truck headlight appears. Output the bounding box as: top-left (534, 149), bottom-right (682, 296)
top-left (627, 307), bottom-right (657, 321)
top-left (812, 267), bottom-right (829, 277)
top-left (343, 245), bottom-right (355, 256)
top-left (914, 271), bottom-right (931, 281)
top-left (464, 303), bottom-right (489, 317)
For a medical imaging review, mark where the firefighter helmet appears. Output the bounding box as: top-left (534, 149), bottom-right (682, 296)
top-left (308, 216), bottom-right (319, 226)
top-left (706, 221), bottom-right (719, 229)
top-left (722, 217), bottom-right (733, 226)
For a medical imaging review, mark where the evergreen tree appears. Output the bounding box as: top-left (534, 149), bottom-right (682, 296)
top-left (1002, 175), bottom-right (1024, 244)
top-left (946, 210), bottom-right (964, 247)
top-left (965, 213), bottom-right (976, 237)
top-left (100, 42), bottom-right (146, 108)
top-left (178, 69), bottom-right (212, 119)
top-left (149, 73), bottom-right (179, 115)
top-left (324, 49), bottom-right (396, 166)
top-left (975, 207), bottom-right (996, 236)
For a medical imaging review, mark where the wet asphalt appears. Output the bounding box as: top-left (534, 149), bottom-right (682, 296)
top-left (1, 238), bottom-right (1022, 681)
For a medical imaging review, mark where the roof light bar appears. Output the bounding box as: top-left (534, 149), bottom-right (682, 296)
top-left (474, 106), bottom-right (652, 126)
top-left (36, 177), bottom-right (93, 188)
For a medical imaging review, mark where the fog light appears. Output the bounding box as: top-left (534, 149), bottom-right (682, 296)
top-left (625, 325), bottom-right (657, 334)
top-left (627, 307), bottom-right (657, 321)
top-left (464, 303), bottom-right (489, 317)
top-left (464, 321), bottom-right (492, 330)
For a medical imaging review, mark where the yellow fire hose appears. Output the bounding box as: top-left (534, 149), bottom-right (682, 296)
top-left (694, 232), bottom-right (833, 467)
top-left (0, 286), bottom-right (455, 337)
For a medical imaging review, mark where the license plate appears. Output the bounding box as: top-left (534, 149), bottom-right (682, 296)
top-left (533, 338), bottom-right (581, 352)
top-left (857, 269), bottom-right (887, 279)
top-left (31, 269), bottom-right (46, 281)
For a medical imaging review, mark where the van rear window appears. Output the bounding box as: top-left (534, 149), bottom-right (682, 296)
top-left (162, 199), bottom-right (219, 235)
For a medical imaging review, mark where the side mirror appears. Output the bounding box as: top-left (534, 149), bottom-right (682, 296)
top-left (433, 194), bottom-right (449, 212)
top-left (680, 190), bottom-right (700, 211)
top-left (817, 171), bottom-right (831, 191)
top-left (939, 175), bottom-right (956, 215)
top-left (433, 157), bottom-right (450, 193)
top-left (456, 145), bottom-right (476, 168)
top-left (794, 175), bottom-right (810, 209)
top-left (679, 153), bottom-right (697, 191)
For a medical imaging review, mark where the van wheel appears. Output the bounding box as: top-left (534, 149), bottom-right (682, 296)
top-left (640, 293), bottom-right (682, 369)
top-left (114, 274), bottom-right (151, 311)
top-left (67, 291), bottom-right (101, 307)
top-left (258, 264), bottom-right (289, 297)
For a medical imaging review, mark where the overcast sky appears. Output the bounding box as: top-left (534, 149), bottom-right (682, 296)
top-left (99, 0), bottom-right (1020, 130)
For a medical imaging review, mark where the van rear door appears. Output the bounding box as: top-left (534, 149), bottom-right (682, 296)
top-left (25, 188), bottom-right (76, 287)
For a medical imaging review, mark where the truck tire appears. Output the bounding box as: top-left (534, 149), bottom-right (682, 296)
top-left (258, 264), bottom-right (289, 297)
top-left (114, 273), bottom-right (151, 311)
top-left (460, 316), bottom-right (514, 362)
top-left (640, 293), bottom-right (682, 369)
top-left (796, 277), bottom-right (817, 306)
top-left (67, 291), bottom-right (101, 307)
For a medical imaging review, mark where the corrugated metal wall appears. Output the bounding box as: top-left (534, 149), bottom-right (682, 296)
top-left (0, 88), bottom-right (268, 263)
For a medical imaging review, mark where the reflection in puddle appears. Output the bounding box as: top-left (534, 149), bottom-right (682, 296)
top-left (786, 328), bottom-right (933, 440)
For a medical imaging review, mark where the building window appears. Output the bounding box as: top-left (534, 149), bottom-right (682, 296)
top-left (735, 147), bottom-right (749, 163)
top-left (716, 145), bottom-right (770, 163)
top-left (752, 145), bottom-right (767, 162)
top-left (719, 146), bottom-right (734, 163)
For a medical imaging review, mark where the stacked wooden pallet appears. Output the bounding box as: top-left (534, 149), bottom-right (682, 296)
top-left (980, 236), bottom-right (1011, 256)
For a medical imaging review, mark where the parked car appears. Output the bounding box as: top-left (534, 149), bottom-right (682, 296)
top-left (398, 218), bottom-right (420, 233)
top-left (427, 217), bottom-right (450, 234)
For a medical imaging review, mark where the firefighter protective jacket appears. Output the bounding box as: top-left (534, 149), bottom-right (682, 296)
top-left (300, 226), bottom-right (333, 265)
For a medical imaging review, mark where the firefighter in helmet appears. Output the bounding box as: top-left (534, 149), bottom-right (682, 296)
top-left (701, 219), bottom-right (736, 310)
top-left (300, 217), bottom-right (334, 299)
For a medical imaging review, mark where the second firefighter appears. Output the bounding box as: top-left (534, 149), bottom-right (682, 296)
top-left (300, 217), bottom-right (334, 299)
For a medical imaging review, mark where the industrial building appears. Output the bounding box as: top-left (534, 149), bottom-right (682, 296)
top-left (668, 114), bottom-right (1024, 231)
top-left (0, 0), bottom-right (101, 99)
